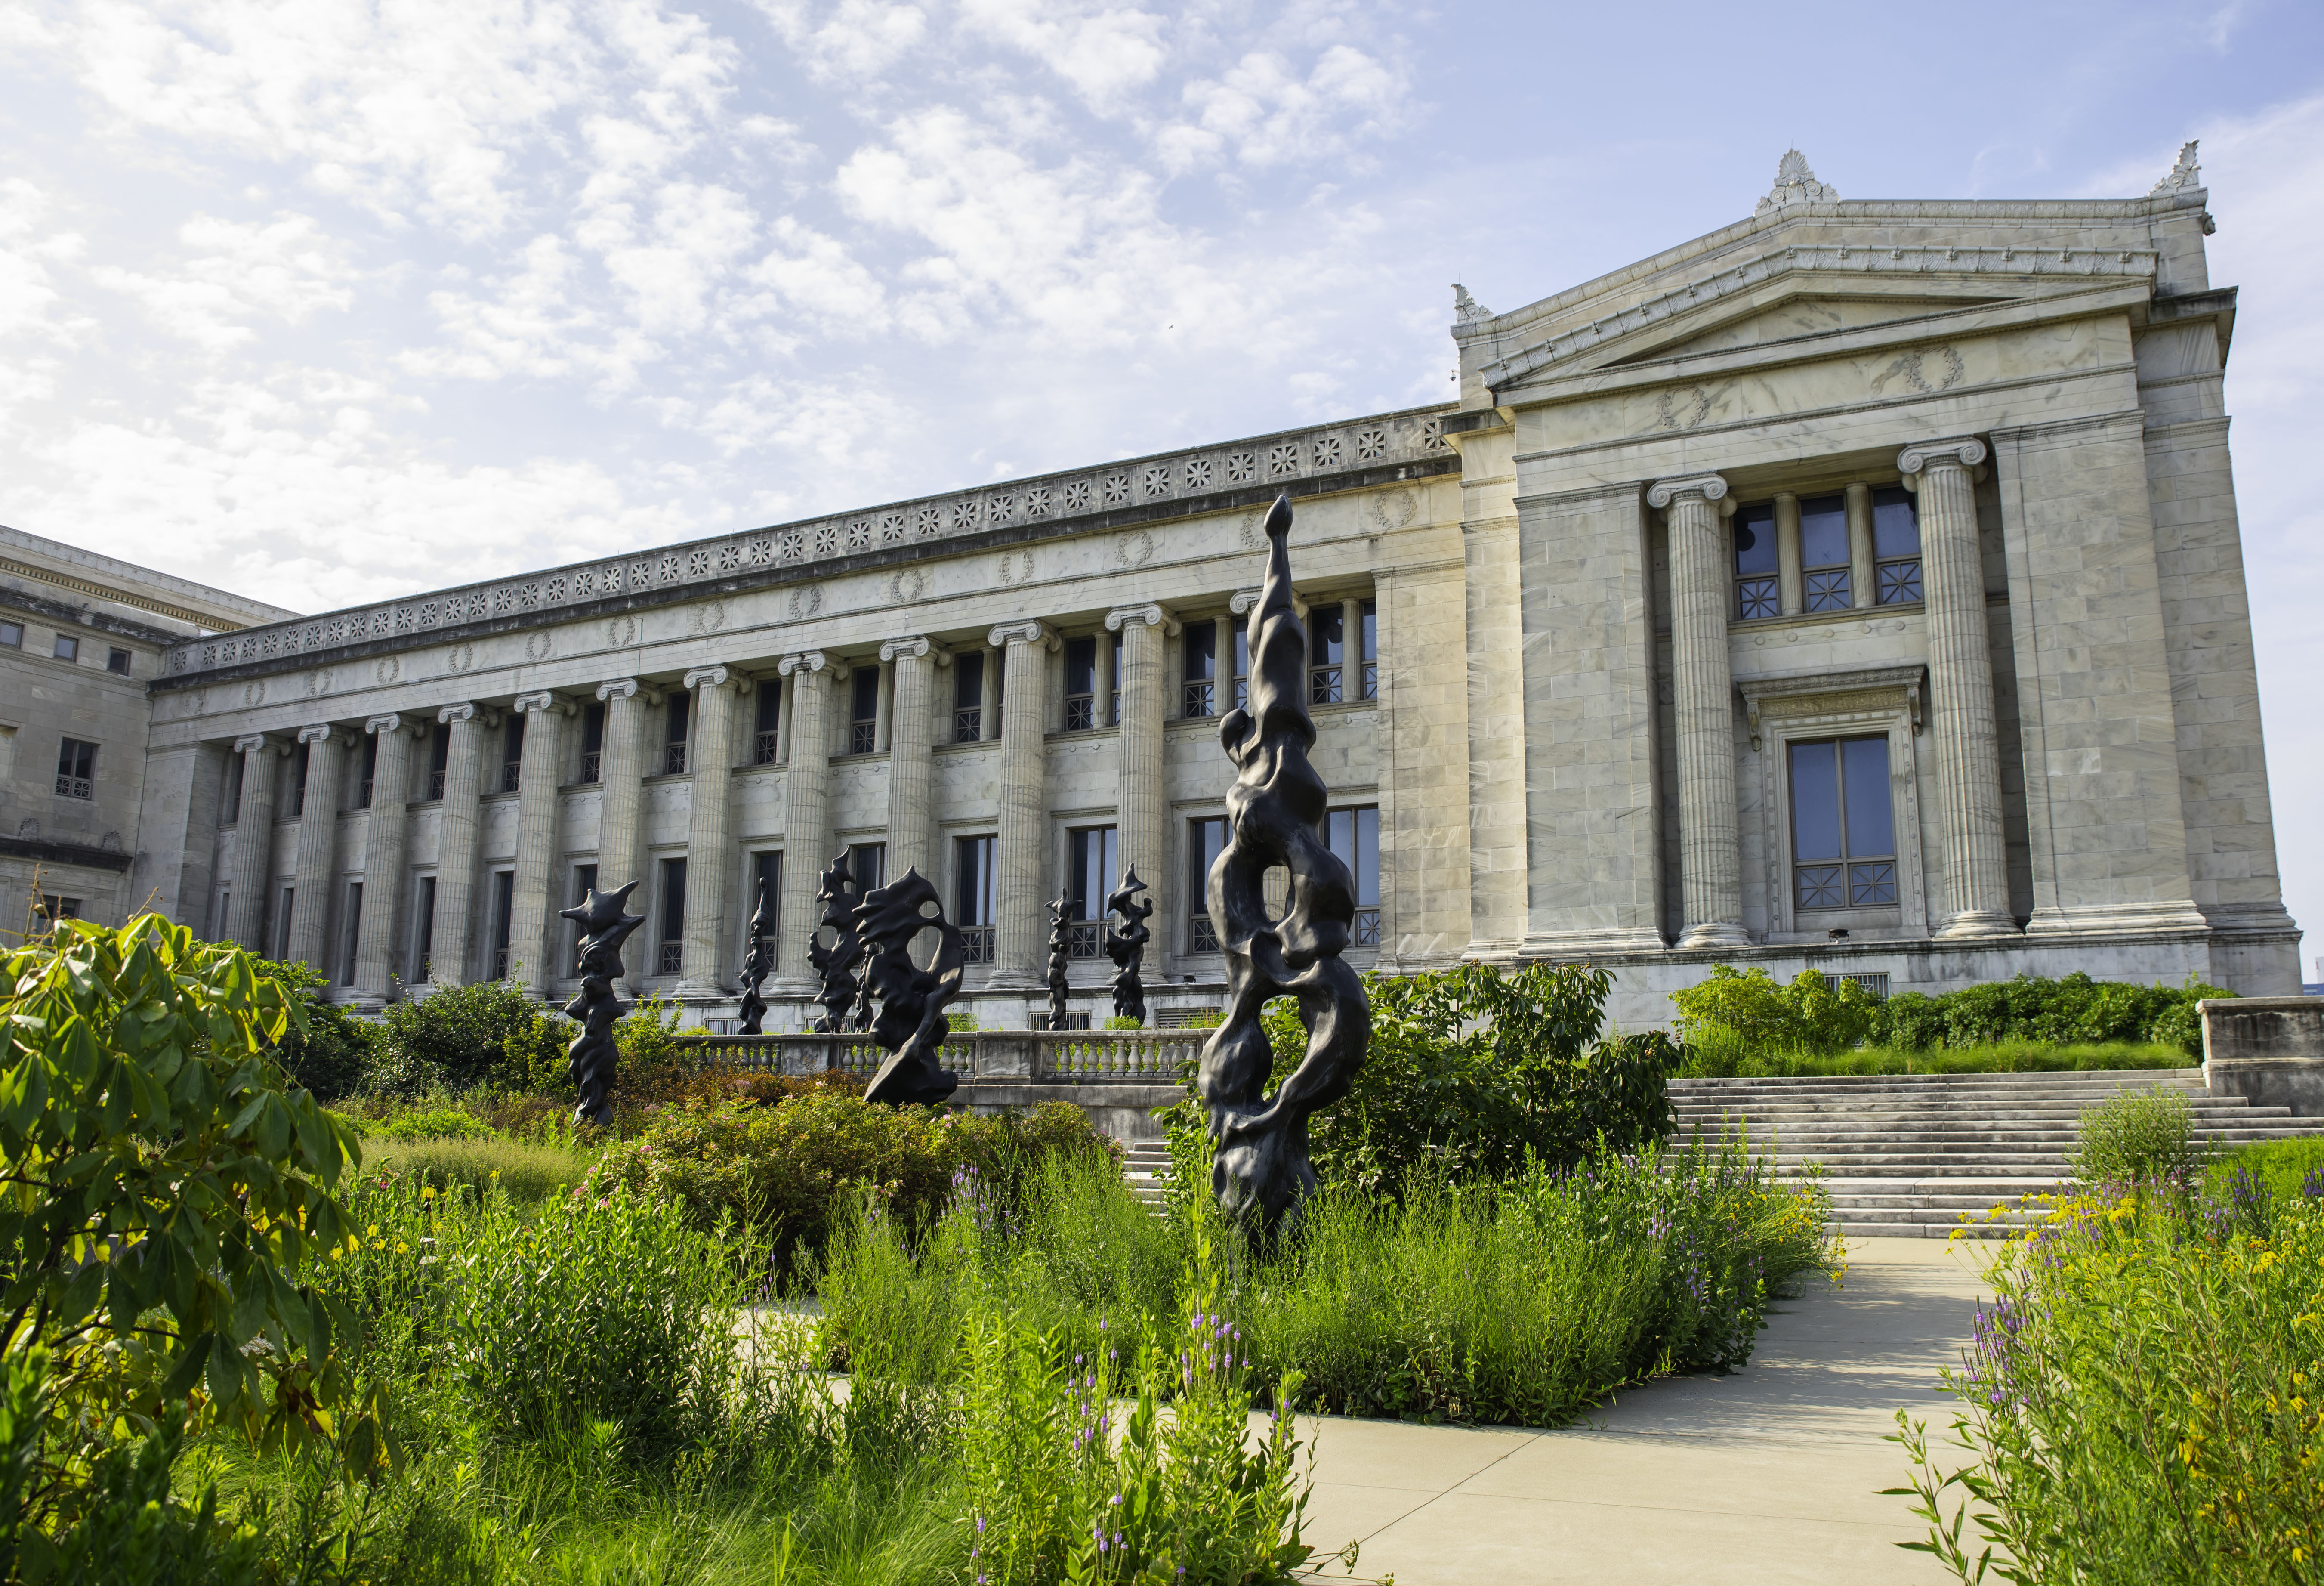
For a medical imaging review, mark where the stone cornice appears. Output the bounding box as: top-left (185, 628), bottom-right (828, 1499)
top-left (1645, 474), bottom-right (1729, 510)
top-left (989, 620), bottom-right (1059, 650)
top-left (1737, 661), bottom-right (1928, 747)
top-left (1103, 603), bottom-right (1179, 636)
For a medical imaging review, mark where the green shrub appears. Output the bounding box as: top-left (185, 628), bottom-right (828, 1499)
top-left (2069, 1089), bottom-right (2207, 1186)
top-left (255, 957), bottom-right (379, 1101)
top-left (1680, 1038), bottom-right (2194, 1079)
top-left (363, 1135), bottom-right (596, 1203)
top-left (373, 978), bottom-right (571, 1097)
top-left (1868, 971), bottom-right (2228, 1056)
top-left (1671, 965), bottom-right (1876, 1056)
top-left (370, 1104), bottom-right (499, 1141)
top-left (2207, 1136), bottom-right (2324, 1204)
top-left (1894, 1187), bottom-right (2324, 1580)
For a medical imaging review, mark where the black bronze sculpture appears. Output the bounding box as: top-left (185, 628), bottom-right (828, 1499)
top-left (737, 875), bottom-right (774, 1035)
top-left (807, 854), bottom-right (864, 1033)
top-left (1103, 866), bottom-right (1153, 1026)
top-left (1197, 493), bottom-right (1371, 1235)
top-left (1045, 891), bottom-right (1073, 1032)
top-left (559, 880), bottom-right (646, 1127)
top-left (853, 868), bottom-right (965, 1105)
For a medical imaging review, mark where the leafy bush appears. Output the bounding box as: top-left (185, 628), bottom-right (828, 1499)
top-left (1870, 971), bottom-right (2228, 1056)
top-left (2070, 1089), bottom-right (2208, 1186)
top-left (2208, 1137), bottom-right (2324, 1204)
top-left (1681, 1037), bottom-right (2194, 1079)
top-left (372, 978), bottom-right (571, 1097)
top-left (1187, 964), bottom-right (1679, 1198)
top-left (1895, 1184), bottom-right (2324, 1581)
top-left (369, 1104), bottom-right (499, 1141)
top-left (255, 957), bottom-right (378, 1101)
top-left (1671, 965), bottom-right (1877, 1056)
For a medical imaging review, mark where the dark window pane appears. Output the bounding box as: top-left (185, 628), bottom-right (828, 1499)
top-left (1842, 736), bottom-right (1894, 856)
top-left (1799, 496), bottom-right (1849, 569)
top-left (667, 692), bottom-right (689, 747)
top-left (581, 702), bottom-right (605, 758)
top-left (852, 667), bottom-right (878, 723)
top-left (1065, 635), bottom-right (1095, 696)
top-left (1732, 504), bottom-right (1777, 576)
top-left (1310, 606), bottom-right (1343, 665)
top-left (757, 680), bottom-right (782, 736)
top-left (1190, 816), bottom-right (1227, 948)
top-left (1185, 621), bottom-right (1215, 682)
top-left (1360, 601), bottom-right (1377, 663)
top-left (849, 844), bottom-right (883, 894)
top-left (660, 859), bottom-right (688, 943)
top-left (1872, 486), bottom-right (1920, 560)
top-left (1789, 741), bottom-right (1843, 861)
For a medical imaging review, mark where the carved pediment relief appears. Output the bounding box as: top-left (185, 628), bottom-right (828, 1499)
top-left (1603, 293), bottom-right (2007, 367)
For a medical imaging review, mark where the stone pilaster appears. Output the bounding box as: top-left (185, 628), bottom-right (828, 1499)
top-left (991, 620), bottom-right (1058, 989)
top-left (283, 725), bottom-right (348, 973)
top-left (880, 637), bottom-right (946, 882)
top-left (1774, 492), bottom-right (1803, 615)
top-left (223, 734), bottom-right (286, 951)
top-left (593, 679), bottom-right (653, 992)
top-left (1648, 473), bottom-right (1750, 950)
top-left (676, 666), bottom-right (743, 996)
top-left (429, 704), bottom-right (493, 986)
top-left (773, 652), bottom-right (830, 995)
top-left (1901, 438), bottom-right (2015, 938)
top-left (1106, 603), bottom-right (1177, 963)
top-left (351, 715), bottom-right (422, 1003)
top-left (1845, 482), bottom-right (1876, 610)
top-left (506, 692), bottom-right (572, 994)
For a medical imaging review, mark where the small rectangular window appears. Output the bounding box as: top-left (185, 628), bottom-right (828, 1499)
top-left (1359, 600), bottom-right (1378, 699)
top-left (850, 667), bottom-right (878, 755)
top-left (1232, 625), bottom-right (1249, 711)
top-left (55, 738), bottom-right (95, 799)
top-left (1326, 805), bottom-right (1381, 946)
top-left (490, 870), bottom-right (515, 979)
top-left (52, 634), bottom-right (78, 662)
top-left (106, 647), bottom-right (131, 675)
top-left (340, 882), bottom-right (363, 985)
top-left (288, 742), bottom-right (309, 817)
top-left (32, 894), bottom-right (82, 933)
top-left (658, 857), bottom-right (687, 976)
top-left (502, 714), bottom-right (525, 793)
top-left (223, 753), bottom-right (244, 823)
top-left (275, 887), bottom-right (296, 961)
top-left (426, 725), bottom-right (449, 800)
top-left (751, 851), bottom-right (783, 961)
top-left (955, 834), bottom-right (996, 961)
top-left (0, 620), bottom-right (21, 648)
top-left (951, 651), bottom-right (984, 742)
top-left (1872, 486), bottom-right (1923, 605)
top-left (1108, 630), bottom-right (1122, 727)
top-left (1063, 635), bottom-right (1097, 731)
top-left (1789, 736), bottom-right (1897, 911)
top-left (1188, 816), bottom-right (1228, 952)
top-left (579, 702), bottom-right (605, 782)
top-left (755, 678), bottom-right (783, 764)
top-left (355, 733), bottom-right (377, 809)
top-left (1068, 825), bottom-right (1118, 958)
top-left (411, 875), bottom-right (438, 983)
top-left (1310, 606), bottom-right (1344, 704)
top-left (1800, 494), bottom-right (1851, 611)
top-left (1733, 503), bottom-right (1778, 618)
top-left (664, 692), bottom-right (689, 774)
top-left (849, 842), bottom-right (885, 896)
top-left (1183, 621), bottom-right (1218, 718)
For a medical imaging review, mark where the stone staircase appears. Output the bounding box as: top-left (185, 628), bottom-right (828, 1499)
top-left (1123, 1139), bottom-right (1174, 1212)
top-left (1670, 1070), bottom-right (2324, 1237)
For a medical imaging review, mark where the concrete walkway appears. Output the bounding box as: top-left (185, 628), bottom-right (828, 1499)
top-left (1291, 1238), bottom-right (1994, 1585)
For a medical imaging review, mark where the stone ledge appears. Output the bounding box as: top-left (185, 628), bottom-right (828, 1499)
top-left (2200, 996), bottom-right (2324, 1117)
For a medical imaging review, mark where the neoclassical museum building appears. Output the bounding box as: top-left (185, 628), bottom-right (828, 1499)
top-left (4, 148), bottom-right (2299, 1028)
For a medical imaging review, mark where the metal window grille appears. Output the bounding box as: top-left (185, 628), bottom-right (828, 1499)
top-left (1068, 922), bottom-right (1101, 958)
top-left (1353, 907), bottom-right (1380, 947)
top-left (664, 743), bottom-right (688, 774)
top-left (357, 777), bottom-right (373, 807)
top-left (580, 751), bottom-right (602, 783)
top-left (502, 761), bottom-right (522, 792)
top-left (1795, 860), bottom-right (1898, 910)
top-left (1050, 1012), bottom-right (1092, 1031)
top-left (658, 940), bottom-right (683, 976)
top-left (850, 720), bottom-right (877, 754)
top-left (1737, 576), bottom-right (1778, 619)
top-left (1309, 665), bottom-right (1341, 705)
top-left (1155, 1008), bottom-right (1222, 1028)
top-left (755, 729), bottom-right (780, 764)
top-left (1182, 680), bottom-right (1215, 718)
top-left (54, 775), bottom-right (90, 800)
top-left (1822, 971), bottom-right (1890, 1000)
top-left (1190, 915), bottom-right (1221, 953)
top-left (428, 770), bottom-right (446, 800)
top-left (1876, 559), bottom-right (1923, 605)
top-left (1805, 569), bottom-right (1852, 612)
top-left (494, 947), bottom-right (510, 979)
top-left (960, 926), bottom-right (994, 963)
top-left (953, 708), bottom-right (981, 743)
top-left (289, 784), bottom-right (305, 818)
top-left (1360, 661), bottom-right (1378, 700)
top-left (1064, 696), bottom-right (1095, 731)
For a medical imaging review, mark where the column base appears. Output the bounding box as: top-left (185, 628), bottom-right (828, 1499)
top-left (980, 968), bottom-right (1044, 993)
top-left (1675, 921), bottom-right (1753, 952)
top-left (1518, 926), bottom-right (1672, 958)
top-left (1935, 910), bottom-right (2021, 941)
top-left (673, 978), bottom-right (733, 1000)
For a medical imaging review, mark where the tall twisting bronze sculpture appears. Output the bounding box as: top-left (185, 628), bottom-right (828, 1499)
top-left (559, 880), bottom-right (645, 1127)
top-left (1045, 892), bottom-right (1073, 1032)
top-left (1197, 493), bottom-right (1370, 1234)
top-left (853, 868), bottom-right (966, 1105)
top-left (736, 876), bottom-right (774, 1035)
top-left (1103, 866), bottom-right (1152, 1026)
top-left (807, 855), bottom-right (864, 1033)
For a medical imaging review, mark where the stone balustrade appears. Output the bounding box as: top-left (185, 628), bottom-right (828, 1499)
top-left (674, 1027), bottom-right (1204, 1085)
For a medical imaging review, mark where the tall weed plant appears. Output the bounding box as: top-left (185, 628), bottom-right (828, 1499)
top-left (2070, 1089), bottom-right (2207, 1187)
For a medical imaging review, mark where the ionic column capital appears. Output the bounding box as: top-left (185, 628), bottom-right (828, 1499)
top-left (1105, 603), bottom-right (1180, 636)
top-left (295, 723), bottom-right (348, 747)
top-left (438, 702), bottom-right (498, 728)
top-left (1896, 437), bottom-right (1988, 476)
top-left (879, 635), bottom-right (951, 665)
top-left (777, 650), bottom-right (828, 677)
top-left (231, 733), bottom-right (286, 756)
top-left (364, 713), bottom-right (426, 738)
top-left (596, 677), bottom-right (641, 704)
top-left (512, 690), bottom-right (576, 717)
top-left (1229, 587), bottom-right (1307, 619)
top-left (682, 664), bottom-right (750, 693)
top-left (988, 620), bottom-right (1058, 651)
top-left (1645, 473), bottom-right (1730, 511)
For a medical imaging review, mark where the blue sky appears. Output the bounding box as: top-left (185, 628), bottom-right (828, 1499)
top-left (3, 0), bottom-right (2320, 961)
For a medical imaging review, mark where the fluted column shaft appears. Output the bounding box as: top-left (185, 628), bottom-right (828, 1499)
top-left (507, 693), bottom-right (571, 993)
top-left (593, 680), bottom-right (651, 992)
top-left (1107, 604), bottom-right (1176, 961)
top-left (774, 652), bottom-right (830, 995)
top-left (224, 735), bottom-right (284, 950)
top-left (429, 705), bottom-right (489, 987)
top-left (351, 717), bottom-right (420, 1002)
top-left (1902, 439), bottom-right (2014, 937)
top-left (677, 667), bottom-right (741, 994)
top-left (992, 621), bottom-right (1057, 988)
top-left (1651, 474), bottom-right (1750, 949)
top-left (284, 727), bottom-right (347, 971)
top-left (881, 638), bottom-right (941, 882)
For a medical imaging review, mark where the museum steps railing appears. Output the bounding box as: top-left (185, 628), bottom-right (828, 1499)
top-left (673, 1028), bottom-right (1199, 1085)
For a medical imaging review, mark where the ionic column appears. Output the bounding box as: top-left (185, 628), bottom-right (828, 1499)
top-left (351, 715), bottom-right (423, 1003)
top-left (1106, 603), bottom-right (1177, 960)
top-left (677, 666), bottom-right (744, 996)
top-left (224, 734), bottom-right (287, 950)
top-left (991, 620), bottom-right (1058, 988)
top-left (507, 692), bottom-right (573, 994)
top-left (1846, 482), bottom-right (1876, 609)
top-left (284, 725), bottom-right (349, 972)
top-left (1900, 438), bottom-right (2015, 937)
top-left (1774, 493), bottom-right (1803, 615)
top-left (773, 652), bottom-right (831, 994)
top-left (428, 703), bottom-right (492, 987)
top-left (594, 679), bottom-right (652, 991)
top-left (881, 637), bottom-right (946, 882)
top-left (978, 644), bottom-right (1002, 740)
top-left (1648, 473), bottom-right (1750, 949)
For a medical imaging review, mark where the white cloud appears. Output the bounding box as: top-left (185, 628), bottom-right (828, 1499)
top-left (91, 213), bottom-right (352, 352)
top-left (956, 0), bottom-right (1168, 109)
top-left (0, 179), bottom-right (86, 345)
top-left (1166, 43), bottom-right (1407, 170)
top-left (753, 0), bottom-right (929, 83)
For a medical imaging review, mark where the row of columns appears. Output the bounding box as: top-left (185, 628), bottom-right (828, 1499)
top-left (1651, 438), bottom-right (2012, 947)
top-left (215, 599), bottom-right (1199, 1006)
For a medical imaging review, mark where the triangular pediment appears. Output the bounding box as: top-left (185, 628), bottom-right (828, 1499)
top-left (1602, 292), bottom-right (2010, 366)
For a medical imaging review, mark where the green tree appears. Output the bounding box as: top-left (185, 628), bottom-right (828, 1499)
top-left (251, 958), bottom-right (377, 1102)
top-left (373, 977), bottom-right (568, 1095)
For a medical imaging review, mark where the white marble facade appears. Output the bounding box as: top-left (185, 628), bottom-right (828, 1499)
top-left (134, 149), bottom-right (2303, 1028)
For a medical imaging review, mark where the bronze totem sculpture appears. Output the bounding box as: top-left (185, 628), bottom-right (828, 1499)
top-left (1045, 892), bottom-right (1073, 1032)
top-left (559, 880), bottom-right (646, 1127)
top-left (1103, 866), bottom-right (1153, 1026)
top-left (1197, 492), bottom-right (1371, 1235)
top-left (736, 875), bottom-right (774, 1035)
top-left (807, 854), bottom-right (864, 1033)
top-left (852, 869), bottom-right (965, 1105)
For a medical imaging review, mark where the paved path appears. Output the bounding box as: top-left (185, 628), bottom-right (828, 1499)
top-left (1290, 1238), bottom-right (1993, 1585)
